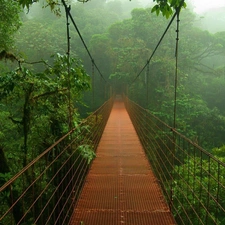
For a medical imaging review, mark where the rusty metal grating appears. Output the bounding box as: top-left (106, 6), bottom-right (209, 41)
top-left (70, 99), bottom-right (176, 225)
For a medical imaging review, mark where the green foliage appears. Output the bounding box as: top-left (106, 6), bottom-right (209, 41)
top-left (173, 155), bottom-right (225, 224)
top-left (18, 0), bottom-right (62, 15)
top-left (0, 0), bottom-right (21, 51)
top-left (77, 144), bottom-right (96, 164)
top-left (0, 50), bottom-right (92, 223)
top-left (0, 172), bottom-right (12, 184)
top-left (1, 1), bottom-right (225, 224)
top-left (212, 145), bottom-right (225, 162)
top-left (151, 0), bottom-right (187, 18)
top-left (18, 0), bottom-right (33, 9)
top-left (0, 53), bottom-right (90, 172)
top-left (93, 7), bottom-right (225, 150)
top-left (16, 0), bottom-right (187, 19)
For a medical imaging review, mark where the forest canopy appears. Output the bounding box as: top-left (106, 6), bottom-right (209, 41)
top-left (0, 0), bottom-right (21, 51)
top-left (0, 0), bottom-right (224, 168)
top-left (16, 0), bottom-right (187, 17)
top-left (1, 0), bottom-right (225, 224)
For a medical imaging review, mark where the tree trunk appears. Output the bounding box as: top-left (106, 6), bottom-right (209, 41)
top-left (0, 147), bottom-right (24, 224)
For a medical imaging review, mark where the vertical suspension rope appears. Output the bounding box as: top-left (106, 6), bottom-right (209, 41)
top-left (92, 59), bottom-right (95, 110)
top-left (65, 4), bottom-right (72, 131)
top-left (146, 60), bottom-right (150, 109)
top-left (173, 9), bottom-right (180, 130)
top-left (170, 6), bottom-right (181, 211)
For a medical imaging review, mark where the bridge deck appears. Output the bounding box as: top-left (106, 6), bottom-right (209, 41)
top-left (70, 99), bottom-right (175, 225)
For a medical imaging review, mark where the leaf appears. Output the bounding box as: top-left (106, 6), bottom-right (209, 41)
top-left (77, 144), bottom-right (96, 164)
top-left (18, 0), bottom-right (33, 9)
top-left (151, 0), bottom-right (187, 18)
top-left (151, 5), bottom-right (159, 13)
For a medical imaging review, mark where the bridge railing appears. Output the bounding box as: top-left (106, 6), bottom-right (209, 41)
top-left (0, 97), bottom-right (113, 225)
top-left (124, 96), bottom-right (225, 225)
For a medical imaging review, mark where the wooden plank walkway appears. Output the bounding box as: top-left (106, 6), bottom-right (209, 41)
top-left (70, 99), bottom-right (176, 225)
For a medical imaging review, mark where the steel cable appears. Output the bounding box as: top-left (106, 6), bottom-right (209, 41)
top-left (130, 0), bottom-right (185, 86)
top-left (61, 0), bottom-right (108, 83)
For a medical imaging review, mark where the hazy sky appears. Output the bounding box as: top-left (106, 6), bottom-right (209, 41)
top-left (139, 0), bottom-right (225, 14)
top-left (187, 0), bottom-right (225, 13)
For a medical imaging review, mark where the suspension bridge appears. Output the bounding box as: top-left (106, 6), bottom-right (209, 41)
top-left (0, 95), bottom-right (225, 225)
top-left (1, 0), bottom-right (225, 224)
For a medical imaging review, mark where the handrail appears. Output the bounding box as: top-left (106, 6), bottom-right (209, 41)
top-left (124, 96), bottom-right (225, 225)
top-left (0, 97), bottom-right (113, 225)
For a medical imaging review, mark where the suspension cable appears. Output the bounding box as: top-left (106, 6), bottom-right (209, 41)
top-left (130, 0), bottom-right (185, 86)
top-left (170, 4), bottom-right (182, 211)
top-left (173, 6), bottom-right (181, 130)
top-left (130, 12), bottom-right (177, 85)
top-left (64, 4), bottom-right (72, 131)
top-left (146, 60), bottom-right (150, 108)
top-left (92, 59), bottom-right (95, 110)
top-left (61, 0), bottom-right (108, 83)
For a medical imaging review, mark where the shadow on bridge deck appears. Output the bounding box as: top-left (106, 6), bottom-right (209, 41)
top-left (70, 98), bottom-right (175, 225)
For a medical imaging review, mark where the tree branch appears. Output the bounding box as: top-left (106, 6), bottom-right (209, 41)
top-left (23, 60), bottom-right (52, 68)
top-left (32, 88), bottom-right (67, 100)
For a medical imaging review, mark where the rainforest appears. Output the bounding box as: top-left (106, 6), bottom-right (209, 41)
top-left (0, 0), bottom-right (225, 224)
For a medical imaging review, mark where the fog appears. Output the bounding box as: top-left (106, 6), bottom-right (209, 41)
top-left (1, 2), bottom-right (225, 225)
top-left (3, 0), bottom-right (225, 151)
top-left (26, 0), bottom-right (225, 34)
top-left (196, 7), bottom-right (225, 33)
top-left (137, 0), bottom-right (225, 33)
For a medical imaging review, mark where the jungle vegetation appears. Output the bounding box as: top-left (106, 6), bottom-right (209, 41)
top-left (0, 0), bottom-right (225, 224)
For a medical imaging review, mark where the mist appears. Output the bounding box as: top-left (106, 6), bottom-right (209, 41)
top-left (1, 0), bottom-right (225, 157)
top-left (1, 1), bottom-right (225, 224)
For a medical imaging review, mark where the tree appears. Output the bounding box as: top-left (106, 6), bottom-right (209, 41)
top-left (17, 0), bottom-right (187, 18)
top-left (0, 1), bottom-right (21, 51)
top-left (87, 6), bottom-right (225, 149)
top-left (151, 0), bottom-right (186, 18)
top-left (173, 153), bottom-right (225, 224)
top-left (0, 54), bottom-right (90, 172)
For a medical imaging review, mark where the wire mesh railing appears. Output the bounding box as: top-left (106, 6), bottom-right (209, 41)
top-left (124, 96), bottom-right (225, 225)
top-left (0, 97), bottom-right (113, 225)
